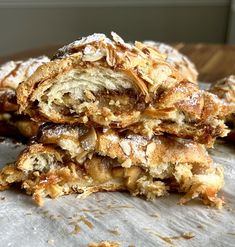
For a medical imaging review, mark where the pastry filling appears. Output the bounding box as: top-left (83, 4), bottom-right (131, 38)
top-left (27, 67), bottom-right (228, 144)
top-left (0, 124), bottom-right (224, 207)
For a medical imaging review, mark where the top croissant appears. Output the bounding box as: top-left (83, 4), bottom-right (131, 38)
top-left (17, 32), bottom-right (232, 145)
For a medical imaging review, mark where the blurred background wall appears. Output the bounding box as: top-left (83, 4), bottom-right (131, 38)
top-left (0, 0), bottom-right (234, 56)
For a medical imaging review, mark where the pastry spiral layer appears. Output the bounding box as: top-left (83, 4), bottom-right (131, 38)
top-left (0, 124), bottom-right (224, 207)
top-left (16, 33), bottom-right (231, 145)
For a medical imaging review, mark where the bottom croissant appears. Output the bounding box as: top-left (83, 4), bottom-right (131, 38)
top-left (0, 124), bottom-right (224, 208)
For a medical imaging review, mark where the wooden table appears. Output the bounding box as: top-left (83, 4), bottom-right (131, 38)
top-left (1, 43), bottom-right (235, 83)
top-left (175, 43), bottom-right (235, 83)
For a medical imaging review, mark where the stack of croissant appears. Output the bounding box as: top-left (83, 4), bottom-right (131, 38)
top-left (0, 32), bottom-right (234, 207)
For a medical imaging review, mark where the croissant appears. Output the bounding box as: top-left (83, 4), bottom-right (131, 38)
top-left (0, 56), bottom-right (49, 138)
top-left (143, 41), bottom-right (198, 83)
top-left (0, 56), bottom-right (49, 91)
top-left (0, 123), bottom-right (224, 208)
top-left (209, 75), bottom-right (235, 141)
top-left (16, 33), bottom-right (230, 145)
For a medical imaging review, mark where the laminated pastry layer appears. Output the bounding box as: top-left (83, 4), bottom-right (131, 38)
top-left (0, 124), bottom-right (224, 207)
top-left (209, 75), bottom-right (235, 141)
top-left (16, 33), bottom-right (231, 145)
top-left (143, 41), bottom-right (198, 83)
top-left (0, 56), bottom-right (49, 138)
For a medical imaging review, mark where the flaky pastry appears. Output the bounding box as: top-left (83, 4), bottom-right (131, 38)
top-left (143, 41), bottom-right (198, 83)
top-left (16, 33), bottom-right (231, 145)
top-left (0, 56), bottom-right (49, 138)
top-left (0, 124), bottom-right (224, 207)
top-left (210, 75), bottom-right (235, 141)
top-left (0, 56), bottom-right (49, 90)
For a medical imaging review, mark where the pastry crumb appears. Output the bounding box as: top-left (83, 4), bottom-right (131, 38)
top-left (88, 241), bottom-right (120, 247)
top-left (71, 225), bottom-right (81, 235)
top-left (182, 232), bottom-right (195, 239)
top-left (197, 224), bottom-right (204, 229)
top-left (108, 227), bottom-right (120, 236)
top-left (47, 239), bottom-right (54, 245)
top-left (149, 213), bottom-right (160, 218)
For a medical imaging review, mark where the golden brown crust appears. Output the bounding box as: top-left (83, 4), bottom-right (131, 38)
top-left (0, 144), bottom-right (223, 207)
top-left (0, 125), bottom-right (223, 207)
top-left (209, 75), bottom-right (235, 104)
top-left (178, 166), bottom-right (224, 208)
top-left (16, 144), bottom-right (64, 171)
top-left (0, 56), bottom-right (49, 138)
top-left (17, 34), bottom-right (180, 110)
top-left (16, 32), bottom-right (180, 108)
top-left (0, 56), bottom-right (49, 113)
top-left (16, 34), bottom-right (230, 145)
top-left (36, 124), bottom-right (213, 171)
top-left (143, 41), bottom-right (198, 83)
top-left (0, 56), bottom-right (49, 90)
top-left (209, 75), bottom-right (235, 141)
top-left (0, 164), bottom-right (25, 191)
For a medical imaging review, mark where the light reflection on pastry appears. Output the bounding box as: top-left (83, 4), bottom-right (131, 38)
top-left (0, 124), bottom-right (224, 208)
top-left (143, 41), bottom-right (198, 83)
top-left (16, 33), bottom-right (231, 146)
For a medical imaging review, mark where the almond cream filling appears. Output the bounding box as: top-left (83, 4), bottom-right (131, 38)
top-left (32, 67), bottom-right (136, 118)
top-left (0, 145), bottom-right (223, 208)
top-left (0, 124), bottom-right (223, 207)
top-left (28, 65), bottom-right (187, 128)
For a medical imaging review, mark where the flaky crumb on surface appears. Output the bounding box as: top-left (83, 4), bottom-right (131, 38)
top-left (88, 241), bottom-right (120, 247)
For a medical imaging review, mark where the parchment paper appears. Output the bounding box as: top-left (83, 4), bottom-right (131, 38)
top-left (0, 83), bottom-right (234, 247)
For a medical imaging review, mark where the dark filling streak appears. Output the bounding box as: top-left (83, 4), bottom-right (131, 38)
top-left (226, 120), bottom-right (234, 129)
top-left (40, 88), bottom-right (146, 117)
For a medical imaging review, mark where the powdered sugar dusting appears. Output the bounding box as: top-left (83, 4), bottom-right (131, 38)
top-left (126, 134), bottom-right (148, 146)
top-left (54, 33), bottom-right (112, 59)
top-left (0, 61), bottom-right (19, 82)
top-left (124, 134), bottom-right (149, 161)
top-left (143, 41), bottom-right (198, 82)
top-left (104, 133), bottom-right (119, 143)
top-left (210, 75), bottom-right (235, 104)
top-left (0, 56), bottom-right (49, 89)
top-left (185, 92), bottom-right (202, 106)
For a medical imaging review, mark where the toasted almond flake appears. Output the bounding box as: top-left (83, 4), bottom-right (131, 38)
top-left (82, 116), bottom-right (88, 123)
top-left (119, 140), bottom-right (131, 156)
top-left (121, 158), bottom-right (132, 168)
top-left (146, 142), bottom-right (156, 157)
top-left (84, 90), bottom-right (96, 101)
top-left (126, 69), bottom-right (150, 102)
